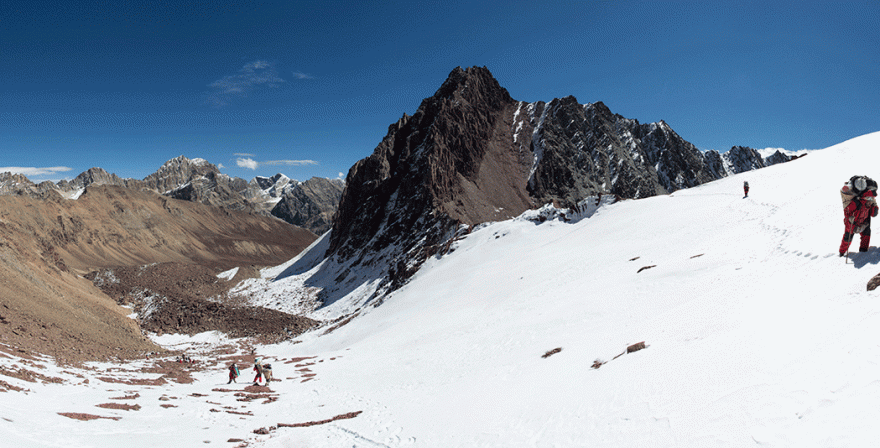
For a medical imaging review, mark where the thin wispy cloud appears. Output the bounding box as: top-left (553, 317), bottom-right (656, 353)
top-left (292, 72), bottom-right (314, 79)
top-left (234, 153), bottom-right (255, 157)
top-left (207, 60), bottom-right (284, 107)
top-left (0, 166), bottom-right (73, 177)
top-left (235, 157), bottom-right (318, 170)
top-left (263, 160), bottom-right (318, 166)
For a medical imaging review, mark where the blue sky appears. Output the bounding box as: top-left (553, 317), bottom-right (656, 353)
top-left (1, 1), bottom-right (878, 183)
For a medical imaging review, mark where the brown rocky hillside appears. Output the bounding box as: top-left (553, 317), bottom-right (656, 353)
top-left (0, 185), bottom-right (316, 363)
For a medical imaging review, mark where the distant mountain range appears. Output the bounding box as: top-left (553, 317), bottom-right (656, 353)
top-left (0, 156), bottom-right (344, 235)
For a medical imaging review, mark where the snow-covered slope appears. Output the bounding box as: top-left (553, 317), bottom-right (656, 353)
top-left (4, 132), bottom-right (880, 447)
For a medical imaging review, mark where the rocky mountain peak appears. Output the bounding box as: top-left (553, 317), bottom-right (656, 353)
top-left (145, 155), bottom-right (221, 193)
top-left (432, 66), bottom-right (513, 108)
top-left (328, 66), bottom-right (523, 260)
top-left (323, 66), bottom-right (797, 303)
top-left (71, 167), bottom-right (127, 189)
top-left (253, 173), bottom-right (292, 190)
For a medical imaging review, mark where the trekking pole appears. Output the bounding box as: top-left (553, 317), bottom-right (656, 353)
top-left (846, 252), bottom-right (850, 264)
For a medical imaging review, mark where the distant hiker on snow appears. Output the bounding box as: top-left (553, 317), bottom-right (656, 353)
top-left (227, 362), bottom-right (240, 384)
top-left (839, 175), bottom-right (879, 256)
top-left (253, 358), bottom-right (269, 385)
top-left (263, 363), bottom-right (273, 383)
top-left (743, 181), bottom-right (749, 197)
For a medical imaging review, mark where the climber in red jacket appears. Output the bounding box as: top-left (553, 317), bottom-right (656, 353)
top-left (839, 176), bottom-right (879, 256)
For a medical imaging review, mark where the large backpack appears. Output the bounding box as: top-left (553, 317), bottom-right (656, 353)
top-left (842, 176), bottom-right (878, 209)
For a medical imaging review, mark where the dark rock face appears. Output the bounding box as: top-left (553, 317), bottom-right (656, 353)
top-left (326, 66), bottom-right (795, 298)
top-left (165, 171), bottom-right (254, 212)
top-left (722, 146), bottom-right (766, 174)
top-left (521, 99), bottom-right (729, 203)
top-left (271, 177), bottom-right (344, 235)
top-left (763, 149), bottom-right (794, 166)
top-left (329, 66), bottom-right (529, 274)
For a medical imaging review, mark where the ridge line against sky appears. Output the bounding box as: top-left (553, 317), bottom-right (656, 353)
top-left (1, 0), bottom-right (877, 183)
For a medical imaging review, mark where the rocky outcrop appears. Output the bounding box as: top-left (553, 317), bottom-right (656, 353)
top-left (329, 66), bottom-right (528, 269)
top-left (271, 177), bottom-right (344, 235)
top-left (720, 146), bottom-right (766, 174)
top-left (0, 172), bottom-right (60, 198)
top-left (165, 171), bottom-right (254, 212)
top-left (763, 149), bottom-right (794, 166)
top-left (518, 101), bottom-right (782, 204)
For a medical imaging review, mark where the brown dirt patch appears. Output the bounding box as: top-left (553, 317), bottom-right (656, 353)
top-left (284, 356), bottom-right (317, 364)
top-left (277, 411), bottom-right (363, 428)
top-left (243, 384), bottom-right (272, 393)
top-left (136, 359), bottom-right (199, 384)
top-left (0, 365), bottom-right (64, 384)
top-left (234, 391), bottom-right (279, 404)
top-left (58, 412), bottom-right (121, 421)
top-left (0, 379), bottom-right (27, 392)
top-left (96, 403), bottom-right (141, 411)
top-left (542, 347), bottom-right (562, 358)
top-left (96, 376), bottom-right (166, 386)
top-left (110, 393), bottom-right (140, 400)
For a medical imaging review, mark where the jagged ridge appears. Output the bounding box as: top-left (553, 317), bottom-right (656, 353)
top-left (325, 66), bottom-right (795, 304)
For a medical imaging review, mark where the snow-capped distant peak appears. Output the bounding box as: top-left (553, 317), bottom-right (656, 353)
top-left (757, 147), bottom-right (811, 159)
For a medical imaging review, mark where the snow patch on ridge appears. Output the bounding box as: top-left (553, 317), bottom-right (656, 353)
top-left (527, 102), bottom-right (550, 188)
top-left (217, 267), bottom-right (239, 281)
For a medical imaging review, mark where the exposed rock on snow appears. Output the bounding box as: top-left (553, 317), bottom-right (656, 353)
top-left (867, 272), bottom-right (880, 291)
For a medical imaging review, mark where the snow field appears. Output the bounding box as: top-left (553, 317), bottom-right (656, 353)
top-left (4, 131), bottom-right (880, 447)
top-left (267, 132), bottom-right (880, 446)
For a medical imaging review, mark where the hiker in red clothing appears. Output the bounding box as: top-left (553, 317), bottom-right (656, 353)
top-left (227, 363), bottom-right (239, 384)
top-left (839, 176), bottom-right (879, 256)
top-left (253, 358), bottom-right (263, 385)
